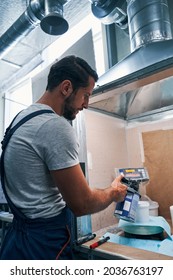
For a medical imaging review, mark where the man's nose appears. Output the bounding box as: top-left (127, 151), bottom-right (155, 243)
top-left (83, 99), bottom-right (89, 109)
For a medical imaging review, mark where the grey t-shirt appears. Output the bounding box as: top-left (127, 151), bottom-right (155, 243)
top-left (4, 104), bottom-right (79, 218)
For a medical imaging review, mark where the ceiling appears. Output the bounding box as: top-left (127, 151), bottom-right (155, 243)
top-left (1, 0), bottom-right (173, 122)
top-left (89, 0), bottom-right (173, 121)
top-left (0, 0), bottom-right (91, 93)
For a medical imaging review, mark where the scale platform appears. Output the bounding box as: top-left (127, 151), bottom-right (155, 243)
top-left (102, 216), bottom-right (173, 257)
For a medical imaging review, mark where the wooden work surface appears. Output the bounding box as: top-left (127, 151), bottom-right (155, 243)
top-left (80, 236), bottom-right (173, 260)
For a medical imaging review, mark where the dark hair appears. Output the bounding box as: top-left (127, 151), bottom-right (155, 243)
top-left (46, 55), bottom-right (98, 91)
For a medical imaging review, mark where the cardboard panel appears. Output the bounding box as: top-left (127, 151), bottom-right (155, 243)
top-left (142, 130), bottom-right (173, 219)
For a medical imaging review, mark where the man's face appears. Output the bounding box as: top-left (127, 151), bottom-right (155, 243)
top-left (63, 76), bottom-right (95, 121)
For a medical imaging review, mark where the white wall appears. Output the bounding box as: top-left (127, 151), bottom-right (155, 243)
top-left (84, 110), bottom-right (128, 232)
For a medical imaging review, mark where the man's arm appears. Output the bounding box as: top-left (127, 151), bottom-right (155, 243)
top-left (50, 164), bottom-right (127, 216)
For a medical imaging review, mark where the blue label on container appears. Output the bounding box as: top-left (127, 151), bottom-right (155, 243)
top-left (114, 191), bottom-right (140, 222)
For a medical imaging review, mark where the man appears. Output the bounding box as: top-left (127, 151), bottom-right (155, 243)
top-left (0, 56), bottom-right (127, 260)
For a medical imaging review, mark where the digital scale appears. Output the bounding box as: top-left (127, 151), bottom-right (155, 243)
top-left (114, 167), bottom-right (150, 222)
top-left (115, 167), bottom-right (149, 182)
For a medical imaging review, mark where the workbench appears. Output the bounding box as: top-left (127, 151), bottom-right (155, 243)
top-left (75, 236), bottom-right (173, 260)
top-left (74, 220), bottom-right (173, 260)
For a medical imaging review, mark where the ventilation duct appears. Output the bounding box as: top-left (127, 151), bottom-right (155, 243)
top-left (40, 0), bottom-right (69, 35)
top-left (0, 0), bottom-right (71, 59)
top-left (90, 0), bottom-right (128, 32)
top-left (127, 0), bottom-right (172, 51)
top-left (94, 0), bottom-right (173, 94)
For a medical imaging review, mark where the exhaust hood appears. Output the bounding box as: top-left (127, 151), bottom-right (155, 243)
top-left (93, 39), bottom-right (173, 92)
top-left (89, 0), bottom-right (173, 120)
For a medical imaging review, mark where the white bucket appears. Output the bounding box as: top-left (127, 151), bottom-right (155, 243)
top-left (149, 201), bottom-right (159, 216)
top-left (142, 195), bottom-right (159, 216)
top-left (135, 201), bottom-right (150, 223)
top-left (170, 205), bottom-right (173, 227)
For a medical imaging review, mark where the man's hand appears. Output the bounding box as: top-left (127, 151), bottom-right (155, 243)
top-left (111, 174), bottom-right (127, 202)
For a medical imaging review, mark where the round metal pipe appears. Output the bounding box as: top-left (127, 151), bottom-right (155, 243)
top-left (127, 0), bottom-right (172, 52)
top-left (40, 0), bottom-right (70, 35)
top-left (91, 0), bottom-right (128, 30)
top-left (0, 0), bottom-right (71, 59)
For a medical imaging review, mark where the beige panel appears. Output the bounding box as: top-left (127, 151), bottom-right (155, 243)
top-left (142, 130), bottom-right (173, 220)
top-left (84, 110), bottom-right (128, 232)
top-left (126, 117), bottom-right (173, 226)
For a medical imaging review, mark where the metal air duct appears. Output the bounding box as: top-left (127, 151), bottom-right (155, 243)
top-left (0, 0), bottom-right (71, 59)
top-left (127, 0), bottom-right (172, 52)
top-left (40, 0), bottom-right (69, 35)
top-left (90, 0), bottom-right (128, 32)
top-left (93, 0), bottom-right (173, 94)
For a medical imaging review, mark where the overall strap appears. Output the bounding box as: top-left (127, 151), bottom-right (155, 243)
top-left (0, 109), bottom-right (54, 220)
top-left (1, 109), bottom-right (54, 151)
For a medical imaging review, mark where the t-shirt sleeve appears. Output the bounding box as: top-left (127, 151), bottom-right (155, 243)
top-left (34, 117), bottom-right (79, 170)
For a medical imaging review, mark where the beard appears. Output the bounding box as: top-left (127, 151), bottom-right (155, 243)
top-left (63, 93), bottom-right (78, 121)
top-left (63, 105), bottom-right (76, 121)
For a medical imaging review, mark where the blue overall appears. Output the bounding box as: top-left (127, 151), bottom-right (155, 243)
top-left (0, 110), bottom-right (74, 260)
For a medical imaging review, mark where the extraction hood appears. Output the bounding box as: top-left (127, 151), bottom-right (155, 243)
top-left (89, 0), bottom-right (173, 120)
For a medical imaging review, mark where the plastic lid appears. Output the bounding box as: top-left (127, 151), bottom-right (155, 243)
top-left (149, 201), bottom-right (159, 209)
top-left (138, 201), bottom-right (149, 208)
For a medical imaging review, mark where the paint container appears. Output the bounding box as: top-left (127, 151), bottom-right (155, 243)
top-left (149, 201), bottom-right (159, 216)
top-left (135, 201), bottom-right (150, 223)
top-left (142, 195), bottom-right (159, 216)
top-left (170, 205), bottom-right (173, 227)
top-left (114, 187), bottom-right (140, 222)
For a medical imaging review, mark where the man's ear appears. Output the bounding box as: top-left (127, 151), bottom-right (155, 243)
top-left (61, 80), bottom-right (73, 96)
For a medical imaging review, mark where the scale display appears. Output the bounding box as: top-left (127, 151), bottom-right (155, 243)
top-left (116, 167), bottom-right (149, 182)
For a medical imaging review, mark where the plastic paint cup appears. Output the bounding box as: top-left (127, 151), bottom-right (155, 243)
top-left (170, 205), bottom-right (173, 227)
top-left (135, 201), bottom-right (150, 223)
